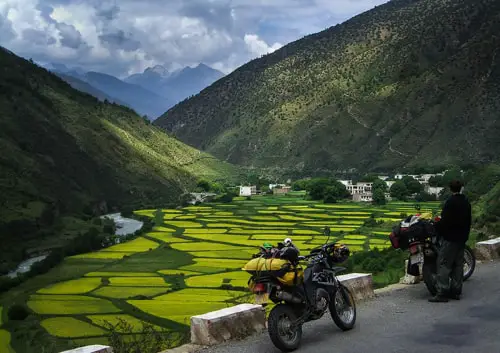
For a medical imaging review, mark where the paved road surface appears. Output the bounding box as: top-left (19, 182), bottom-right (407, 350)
top-left (201, 261), bottom-right (500, 353)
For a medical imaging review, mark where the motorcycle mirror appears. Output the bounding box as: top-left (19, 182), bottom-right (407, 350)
top-left (323, 226), bottom-right (331, 236)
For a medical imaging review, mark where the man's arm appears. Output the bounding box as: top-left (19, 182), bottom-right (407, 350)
top-left (437, 198), bottom-right (454, 234)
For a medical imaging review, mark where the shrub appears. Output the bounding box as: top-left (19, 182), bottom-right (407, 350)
top-left (8, 304), bottom-right (30, 321)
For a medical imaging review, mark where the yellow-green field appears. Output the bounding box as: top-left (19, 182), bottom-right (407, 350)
top-left (1, 196), bottom-right (439, 351)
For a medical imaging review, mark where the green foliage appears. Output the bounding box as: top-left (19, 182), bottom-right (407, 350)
top-left (372, 178), bottom-right (388, 192)
top-left (372, 188), bottom-right (386, 205)
top-left (305, 178), bottom-right (350, 201)
top-left (7, 304), bottom-right (30, 321)
top-left (156, 0), bottom-right (500, 176)
top-left (104, 318), bottom-right (187, 353)
top-left (390, 181), bottom-right (408, 201)
top-left (0, 47), bottom-right (238, 270)
top-left (345, 248), bottom-right (407, 288)
top-left (401, 176), bottom-right (423, 194)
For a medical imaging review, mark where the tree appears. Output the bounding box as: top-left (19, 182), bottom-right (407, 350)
top-left (196, 179), bottom-right (211, 192)
top-left (372, 188), bottom-right (386, 205)
top-left (372, 178), bottom-right (388, 192)
top-left (402, 176), bottom-right (423, 194)
top-left (390, 181), bottom-right (408, 201)
top-left (292, 179), bottom-right (309, 191)
top-left (428, 175), bottom-right (444, 187)
top-left (306, 178), bottom-right (349, 201)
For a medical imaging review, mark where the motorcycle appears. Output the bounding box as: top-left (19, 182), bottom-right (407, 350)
top-left (243, 227), bottom-right (356, 352)
top-left (390, 215), bottom-right (476, 296)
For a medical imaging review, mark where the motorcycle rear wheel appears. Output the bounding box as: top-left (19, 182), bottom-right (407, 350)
top-left (463, 245), bottom-right (476, 281)
top-left (422, 261), bottom-right (437, 296)
top-left (329, 284), bottom-right (356, 331)
top-left (268, 304), bottom-right (302, 352)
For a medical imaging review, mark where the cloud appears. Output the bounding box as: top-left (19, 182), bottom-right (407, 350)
top-left (244, 34), bottom-right (282, 57)
top-left (22, 28), bottom-right (56, 45)
top-left (0, 0), bottom-right (389, 78)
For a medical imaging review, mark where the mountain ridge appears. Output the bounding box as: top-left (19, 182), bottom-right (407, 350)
top-left (0, 46), bottom-right (237, 269)
top-left (155, 0), bottom-right (500, 176)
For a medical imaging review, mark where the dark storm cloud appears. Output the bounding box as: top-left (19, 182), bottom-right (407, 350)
top-left (0, 14), bottom-right (16, 42)
top-left (57, 22), bottom-right (84, 48)
top-left (22, 28), bottom-right (56, 45)
top-left (99, 30), bottom-right (141, 52)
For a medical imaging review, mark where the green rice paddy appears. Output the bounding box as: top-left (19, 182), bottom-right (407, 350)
top-left (1, 195), bottom-right (439, 351)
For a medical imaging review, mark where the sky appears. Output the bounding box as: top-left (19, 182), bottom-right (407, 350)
top-left (0, 0), bottom-right (389, 78)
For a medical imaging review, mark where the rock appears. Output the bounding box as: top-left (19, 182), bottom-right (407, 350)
top-left (190, 304), bottom-right (266, 346)
top-left (475, 238), bottom-right (500, 260)
top-left (59, 345), bottom-right (112, 353)
top-left (338, 273), bottom-right (375, 301)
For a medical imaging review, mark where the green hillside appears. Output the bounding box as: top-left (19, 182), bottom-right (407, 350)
top-left (0, 47), bottom-right (238, 270)
top-left (156, 0), bottom-right (500, 175)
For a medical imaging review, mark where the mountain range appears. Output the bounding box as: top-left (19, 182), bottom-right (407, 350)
top-left (155, 0), bottom-right (500, 177)
top-left (0, 46), bottom-right (236, 268)
top-left (44, 62), bottom-right (224, 119)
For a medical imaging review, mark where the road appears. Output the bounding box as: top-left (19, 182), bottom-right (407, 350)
top-left (200, 261), bottom-right (500, 353)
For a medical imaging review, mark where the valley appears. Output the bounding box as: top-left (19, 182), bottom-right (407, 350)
top-left (156, 0), bottom-right (500, 174)
top-left (1, 0), bottom-right (500, 352)
top-left (0, 195), bottom-right (439, 353)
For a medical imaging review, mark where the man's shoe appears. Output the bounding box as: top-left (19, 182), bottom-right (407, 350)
top-left (428, 295), bottom-right (449, 303)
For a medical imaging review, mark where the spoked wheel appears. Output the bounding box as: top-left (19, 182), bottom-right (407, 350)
top-left (268, 304), bottom-right (302, 352)
top-left (329, 284), bottom-right (356, 331)
top-left (463, 245), bottom-right (476, 281)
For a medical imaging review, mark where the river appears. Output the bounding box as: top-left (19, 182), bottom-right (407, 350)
top-left (7, 255), bottom-right (48, 278)
top-left (6, 214), bottom-right (143, 279)
top-left (101, 213), bottom-right (144, 236)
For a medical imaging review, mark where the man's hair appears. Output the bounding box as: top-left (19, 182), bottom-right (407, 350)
top-left (449, 180), bottom-right (463, 193)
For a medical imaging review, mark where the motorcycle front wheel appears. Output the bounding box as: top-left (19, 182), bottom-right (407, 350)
top-left (329, 284), bottom-right (356, 331)
top-left (268, 304), bottom-right (302, 352)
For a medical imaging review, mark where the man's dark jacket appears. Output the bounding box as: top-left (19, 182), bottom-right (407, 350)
top-left (436, 193), bottom-right (472, 244)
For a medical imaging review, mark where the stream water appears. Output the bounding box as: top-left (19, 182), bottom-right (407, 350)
top-left (6, 214), bottom-right (143, 278)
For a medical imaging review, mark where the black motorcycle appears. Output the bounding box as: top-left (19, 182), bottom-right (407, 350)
top-left (243, 227), bottom-right (356, 352)
top-left (391, 216), bottom-right (476, 295)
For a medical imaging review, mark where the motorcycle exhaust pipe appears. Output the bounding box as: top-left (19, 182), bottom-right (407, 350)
top-left (276, 291), bottom-right (302, 304)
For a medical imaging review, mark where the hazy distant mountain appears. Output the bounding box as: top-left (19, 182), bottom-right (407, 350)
top-left (80, 71), bottom-right (171, 118)
top-left (54, 72), bottom-right (128, 106)
top-left (43, 62), bottom-right (223, 118)
top-left (125, 63), bottom-right (225, 104)
top-left (44, 63), bottom-right (171, 119)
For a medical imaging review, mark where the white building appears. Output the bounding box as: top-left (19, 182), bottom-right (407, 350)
top-left (377, 175), bottom-right (390, 181)
top-left (339, 180), bottom-right (373, 194)
top-left (385, 180), bottom-right (396, 189)
top-left (352, 193), bottom-right (373, 202)
top-left (239, 186), bottom-right (257, 196)
top-left (425, 186), bottom-right (444, 197)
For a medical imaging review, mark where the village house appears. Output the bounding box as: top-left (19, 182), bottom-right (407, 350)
top-left (425, 185), bottom-right (444, 197)
top-left (273, 186), bottom-right (292, 195)
top-left (239, 185), bottom-right (257, 197)
top-left (352, 193), bottom-right (373, 202)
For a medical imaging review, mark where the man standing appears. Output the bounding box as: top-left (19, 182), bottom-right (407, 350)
top-left (429, 180), bottom-right (472, 303)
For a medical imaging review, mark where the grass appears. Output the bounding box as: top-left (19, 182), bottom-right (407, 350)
top-left (84, 272), bottom-right (159, 277)
top-left (37, 278), bottom-right (103, 295)
top-left (87, 314), bottom-right (163, 332)
top-left (127, 301), bottom-right (229, 325)
top-left (41, 317), bottom-right (106, 338)
top-left (153, 289), bottom-right (246, 302)
top-left (92, 287), bottom-right (170, 299)
top-left (0, 329), bottom-right (13, 353)
top-left (108, 277), bottom-right (170, 287)
top-left (101, 237), bottom-right (160, 252)
top-left (0, 306), bottom-right (3, 326)
top-left (0, 196), bottom-right (441, 352)
top-left (28, 296), bottom-right (121, 315)
top-left (185, 271), bottom-right (250, 288)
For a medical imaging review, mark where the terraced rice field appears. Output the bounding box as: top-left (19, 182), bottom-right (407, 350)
top-left (2, 196), bottom-right (439, 350)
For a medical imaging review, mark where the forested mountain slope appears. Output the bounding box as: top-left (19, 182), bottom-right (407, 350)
top-left (0, 46), bottom-right (236, 266)
top-left (156, 0), bottom-right (500, 175)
